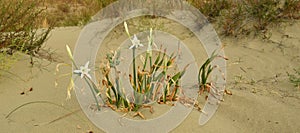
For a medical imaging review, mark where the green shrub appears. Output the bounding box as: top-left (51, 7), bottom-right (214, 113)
top-left (244, 0), bottom-right (282, 31)
top-left (187, 0), bottom-right (231, 22)
top-left (218, 3), bottom-right (250, 36)
top-left (186, 0), bottom-right (299, 37)
top-left (0, 0), bottom-right (51, 70)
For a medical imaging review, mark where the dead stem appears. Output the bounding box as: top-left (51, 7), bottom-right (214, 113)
top-left (142, 105), bottom-right (154, 114)
top-left (225, 89), bottom-right (233, 95)
top-left (133, 112), bottom-right (145, 119)
top-left (178, 96), bottom-right (196, 108)
top-left (178, 95), bottom-right (207, 114)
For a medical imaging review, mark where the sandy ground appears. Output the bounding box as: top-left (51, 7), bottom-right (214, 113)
top-left (0, 20), bottom-right (300, 132)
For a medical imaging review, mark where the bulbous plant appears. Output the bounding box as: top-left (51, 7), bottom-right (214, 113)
top-left (67, 21), bottom-right (228, 119)
top-left (66, 45), bottom-right (104, 111)
top-left (198, 51), bottom-right (218, 95)
top-left (111, 22), bottom-right (188, 111)
top-left (68, 22), bottom-right (189, 116)
top-left (101, 50), bottom-right (130, 111)
top-left (198, 50), bottom-right (230, 98)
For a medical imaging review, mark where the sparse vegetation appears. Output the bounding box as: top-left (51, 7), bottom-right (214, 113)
top-left (0, 52), bottom-right (17, 73)
top-left (2, 0), bottom-right (298, 36)
top-left (287, 68), bottom-right (300, 88)
top-left (40, 0), bottom-right (116, 26)
top-left (0, 0), bottom-right (52, 74)
top-left (188, 0), bottom-right (300, 37)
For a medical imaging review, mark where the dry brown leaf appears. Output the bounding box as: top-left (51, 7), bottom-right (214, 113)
top-left (225, 89), bottom-right (232, 95)
top-left (133, 112), bottom-right (145, 119)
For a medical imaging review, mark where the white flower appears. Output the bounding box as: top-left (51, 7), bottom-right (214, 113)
top-left (129, 34), bottom-right (143, 49)
top-left (74, 61), bottom-right (91, 79)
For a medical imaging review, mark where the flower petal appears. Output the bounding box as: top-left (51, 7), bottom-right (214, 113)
top-left (74, 70), bottom-right (82, 74)
top-left (129, 44), bottom-right (135, 49)
top-left (85, 61), bottom-right (90, 68)
top-left (80, 73), bottom-right (84, 79)
top-left (133, 34), bottom-right (138, 40)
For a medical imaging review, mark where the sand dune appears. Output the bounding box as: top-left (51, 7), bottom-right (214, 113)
top-left (0, 21), bottom-right (299, 132)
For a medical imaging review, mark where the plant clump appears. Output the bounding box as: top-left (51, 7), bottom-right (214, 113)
top-left (0, 0), bottom-right (52, 74)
